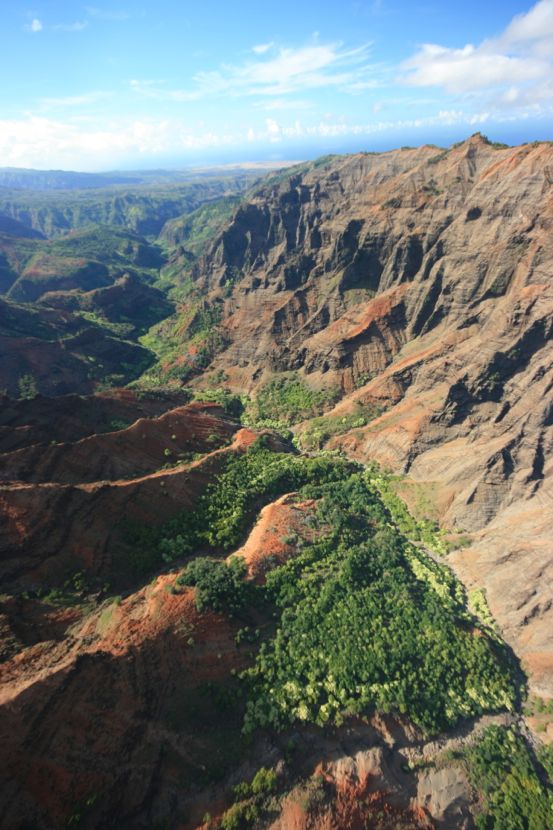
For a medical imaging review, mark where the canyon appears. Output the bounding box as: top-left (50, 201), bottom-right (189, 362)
top-left (0, 135), bottom-right (552, 829)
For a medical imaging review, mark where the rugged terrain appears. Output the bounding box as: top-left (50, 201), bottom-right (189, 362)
top-left (1, 137), bottom-right (552, 829)
top-left (0, 175), bottom-right (259, 395)
top-left (0, 168), bottom-right (261, 237)
top-left (0, 392), bottom-right (531, 829)
top-left (168, 134), bottom-right (553, 700)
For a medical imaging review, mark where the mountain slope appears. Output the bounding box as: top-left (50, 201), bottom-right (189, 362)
top-left (0, 395), bottom-right (531, 829)
top-left (0, 296), bottom-right (154, 396)
top-left (153, 134), bottom-right (553, 698)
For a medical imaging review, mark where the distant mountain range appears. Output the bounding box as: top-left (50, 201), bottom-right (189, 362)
top-left (0, 161), bottom-right (294, 191)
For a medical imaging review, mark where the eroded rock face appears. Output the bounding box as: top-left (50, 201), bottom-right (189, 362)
top-left (180, 135), bottom-right (553, 697)
top-left (0, 573), bottom-right (248, 829)
top-left (191, 137), bottom-right (549, 389)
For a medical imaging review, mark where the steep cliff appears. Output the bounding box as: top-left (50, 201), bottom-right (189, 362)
top-left (161, 135), bottom-right (553, 699)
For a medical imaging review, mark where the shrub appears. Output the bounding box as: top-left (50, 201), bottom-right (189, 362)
top-left (220, 801), bottom-right (259, 830)
top-left (428, 150), bottom-right (448, 164)
top-left (465, 726), bottom-right (553, 828)
top-left (383, 197), bottom-right (401, 209)
top-left (18, 373), bottom-right (38, 400)
top-left (193, 388), bottom-right (244, 419)
top-left (297, 408), bottom-right (381, 450)
top-left (177, 556), bottom-right (256, 616)
top-left (251, 766), bottom-right (277, 795)
top-left (248, 374), bottom-right (339, 425)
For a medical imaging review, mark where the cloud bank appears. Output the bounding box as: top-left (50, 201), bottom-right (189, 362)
top-left (401, 0), bottom-right (553, 110)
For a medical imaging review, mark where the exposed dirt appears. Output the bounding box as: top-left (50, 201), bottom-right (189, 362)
top-left (232, 494), bottom-right (318, 582)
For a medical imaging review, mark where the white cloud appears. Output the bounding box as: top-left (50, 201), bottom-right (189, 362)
top-left (502, 0), bottom-right (553, 43)
top-left (2, 104), bottom-right (550, 170)
top-left (255, 98), bottom-right (314, 111)
top-left (130, 41), bottom-right (378, 102)
top-left (37, 91), bottom-right (111, 110)
top-left (0, 116), bottom-right (236, 170)
top-left (51, 21), bottom-right (89, 32)
top-left (252, 42), bottom-right (274, 54)
top-left (401, 0), bottom-right (553, 109)
top-left (246, 105), bottom-right (550, 145)
top-left (85, 6), bottom-right (131, 21)
top-left (26, 18), bottom-right (43, 33)
top-left (265, 118), bottom-right (281, 141)
top-left (402, 43), bottom-right (546, 93)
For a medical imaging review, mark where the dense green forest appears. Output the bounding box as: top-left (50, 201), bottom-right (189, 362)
top-left (129, 441), bottom-right (518, 737)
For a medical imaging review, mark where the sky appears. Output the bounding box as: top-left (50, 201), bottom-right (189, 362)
top-left (1, 0), bottom-right (552, 170)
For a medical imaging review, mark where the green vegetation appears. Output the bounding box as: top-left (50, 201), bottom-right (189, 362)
top-left (451, 133), bottom-right (510, 151)
top-left (538, 743), bottom-right (553, 781)
top-left (468, 588), bottom-right (498, 633)
top-left (160, 196), bottom-right (241, 253)
top-left (428, 150), bottom-right (449, 164)
top-left (219, 801), bottom-right (259, 830)
top-left (218, 766), bottom-right (279, 829)
top-left (5, 225), bottom-right (169, 305)
top-left (47, 224), bottom-right (158, 260)
top-left (465, 726), bottom-right (553, 829)
top-left (233, 766), bottom-right (278, 800)
top-left (296, 405), bottom-right (382, 450)
top-left (0, 173), bottom-right (257, 238)
top-left (524, 695), bottom-right (553, 717)
top-left (139, 298), bottom-right (226, 386)
top-left (176, 556), bottom-right (257, 616)
top-left (123, 438), bottom-right (354, 575)
top-left (246, 373), bottom-right (340, 426)
top-left (523, 694), bottom-right (553, 737)
top-left (17, 373), bottom-right (38, 399)
top-left (125, 441), bottom-right (518, 738)
top-left (191, 388), bottom-right (245, 419)
top-left (242, 471), bottom-right (516, 735)
top-left (0, 288), bottom-right (156, 397)
top-left (157, 440), bottom-right (354, 557)
top-left (20, 570), bottom-right (101, 609)
top-left (368, 467), bottom-right (450, 554)
top-left (422, 179), bottom-right (442, 196)
top-left (261, 162), bottom-right (312, 190)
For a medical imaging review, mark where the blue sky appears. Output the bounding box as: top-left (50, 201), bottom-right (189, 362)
top-left (1, 0), bottom-right (552, 169)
